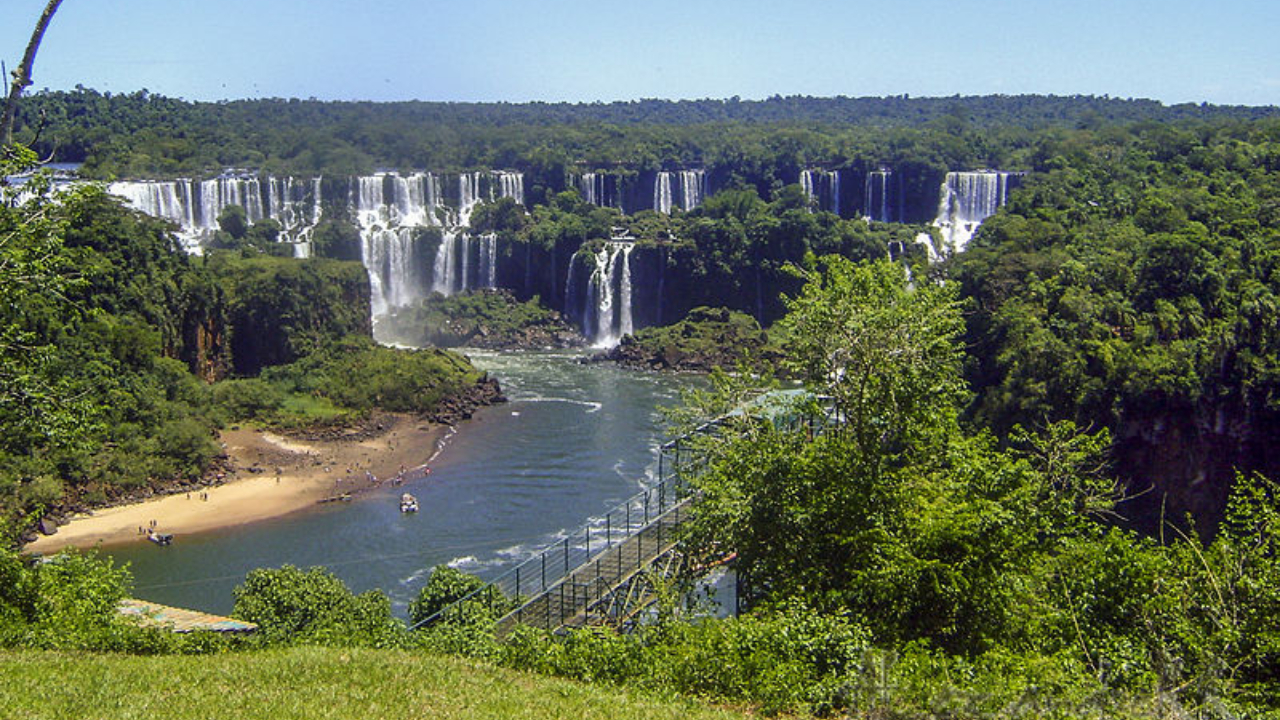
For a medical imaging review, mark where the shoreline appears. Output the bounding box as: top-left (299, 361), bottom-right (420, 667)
top-left (24, 415), bottom-right (449, 554)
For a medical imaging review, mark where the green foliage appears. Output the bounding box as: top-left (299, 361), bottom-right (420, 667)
top-left (206, 252), bottom-right (371, 375)
top-left (0, 156), bottom-right (487, 539)
top-left (17, 89), bottom-right (1276, 178)
top-left (408, 565), bottom-right (489, 626)
top-left (954, 120), bottom-right (1280, 525)
top-left (231, 565), bottom-right (402, 648)
top-left (780, 256), bottom-right (966, 471)
top-left (498, 603), bottom-right (870, 715)
top-left (0, 546), bottom-right (198, 654)
top-left (606, 307), bottom-right (780, 371)
top-left (0, 146), bottom-right (95, 462)
top-left (262, 335), bottom-right (482, 416)
top-left (308, 216), bottom-right (363, 262)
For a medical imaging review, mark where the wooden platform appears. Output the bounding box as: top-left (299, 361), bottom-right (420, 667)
top-left (118, 599), bottom-right (258, 634)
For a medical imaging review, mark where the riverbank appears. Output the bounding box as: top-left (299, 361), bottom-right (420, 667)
top-left (25, 415), bottom-right (448, 554)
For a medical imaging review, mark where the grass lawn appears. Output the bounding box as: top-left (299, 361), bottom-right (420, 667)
top-left (0, 646), bottom-right (756, 720)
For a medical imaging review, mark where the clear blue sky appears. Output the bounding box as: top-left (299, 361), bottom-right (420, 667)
top-left (3, 0), bottom-right (1277, 106)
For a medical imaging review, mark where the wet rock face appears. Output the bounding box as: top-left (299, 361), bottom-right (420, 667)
top-left (1114, 399), bottom-right (1280, 535)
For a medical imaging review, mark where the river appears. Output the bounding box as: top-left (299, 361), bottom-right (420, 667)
top-left (106, 350), bottom-right (700, 616)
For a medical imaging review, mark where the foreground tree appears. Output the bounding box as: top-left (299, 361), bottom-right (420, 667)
top-left (1, 0), bottom-right (64, 146)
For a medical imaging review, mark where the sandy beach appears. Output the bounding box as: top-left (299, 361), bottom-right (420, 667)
top-left (25, 415), bottom-right (448, 554)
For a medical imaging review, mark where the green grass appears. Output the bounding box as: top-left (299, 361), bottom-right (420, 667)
top-left (0, 647), bottom-right (756, 720)
top-left (276, 391), bottom-right (354, 426)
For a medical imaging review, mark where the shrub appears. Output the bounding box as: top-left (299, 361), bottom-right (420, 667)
top-left (231, 565), bottom-right (403, 648)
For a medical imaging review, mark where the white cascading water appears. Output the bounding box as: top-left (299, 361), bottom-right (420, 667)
top-left (579, 172), bottom-right (614, 208)
top-left (800, 169), bottom-right (840, 215)
top-left (496, 171), bottom-right (524, 206)
top-left (352, 170), bottom-right (525, 309)
top-left (654, 172), bottom-right (673, 215)
top-left (111, 169), bottom-right (524, 311)
top-left (654, 169), bottom-right (706, 214)
top-left (109, 175), bottom-right (322, 254)
top-left (864, 170), bottom-right (896, 223)
top-left (480, 233), bottom-right (498, 288)
top-left (580, 241), bottom-right (635, 347)
top-left (678, 169), bottom-right (705, 211)
top-left (352, 174), bottom-right (437, 316)
top-left (458, 172), bottom-right (482, 227)
top-left (432, 231), bottom-right (460, 296)
top-left (919, 171), bottom-right (1020, 258)
top-left (800, 170), bottom-right (815, 209)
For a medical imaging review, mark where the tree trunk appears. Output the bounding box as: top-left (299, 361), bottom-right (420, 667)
top-left (1, 0), bottom-right (65, 147)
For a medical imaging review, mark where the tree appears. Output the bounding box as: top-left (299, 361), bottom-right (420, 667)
top-left (231, 565), bottom-right (400, 647)
top-left (0, 146), bottom-right (95, 477)
top-left (408, 565), bottom-right (487, 626)
top-left (779, 256), bottom-right (966, 479)
top-left (1, 0), bottom-right (64, 146)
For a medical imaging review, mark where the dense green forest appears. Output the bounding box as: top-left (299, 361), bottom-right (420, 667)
top-left (5, 87), bottom-right (1280, 718)
top-left (13, 90), bottom-right (1280, 183)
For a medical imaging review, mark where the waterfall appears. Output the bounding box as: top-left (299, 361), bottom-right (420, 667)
top-left (678, 170), bottom-right (705, 211)
top-left (350, 170), bottom-right (524, 303)
top-left (653, 169), bottom-right (705, 214)
top-left (458, 172), bottom-right (487, 226)
top-left (564, 253), bottom-right (579, 333)
top-left (923, 171), bottom-right (1021, 257)
top-left (109, 175), bottom-right (322, 253)
top-left (352, 173), bottom-right (450, 312)
top-left (801, 169), bottom-right (842, 216)
top-left (111, 168), bottom-right (527, 313)
top-left (579, 172), bottom-right (608, 207)
top-left (480, 233), bottom-right (498, 288)
top-left (576, 172), bottom-right (622, 209)
top-left (618, 245), bottom-right (634, 338)
top-left (830, 171), bottom-right (841, 217)
top-left (362, 227), bottom-right (425, 317)
top-left (496, 171), bottom-right (524, 205)
top-left (432, 231), bottom-right (460, 295)
top-left (429, 231), bottom-right (499, 295)
top-left (654, 172), bottom-right (673, 214)
top-left (460, 231), bottom-right (473, 291)
top-left (864, 170), bottom-right (898, 223)
top-left (575, 241), bottom-right (636, 346)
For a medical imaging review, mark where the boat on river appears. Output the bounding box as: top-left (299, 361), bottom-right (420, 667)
top-left (148, 531), bottom-right (174, 546)
top-left (400, 493), bottom-right (419, 513)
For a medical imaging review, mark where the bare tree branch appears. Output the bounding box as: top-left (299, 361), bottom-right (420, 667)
top-left (1, 0), bottom-right (65, 147)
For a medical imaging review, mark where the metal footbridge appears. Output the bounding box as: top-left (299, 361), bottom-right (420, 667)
top-left (414, 389), bottom-right (834, 635)
top-left (414, 439), bottom-right (698, 635)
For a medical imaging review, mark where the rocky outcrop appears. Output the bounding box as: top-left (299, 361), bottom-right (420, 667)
top-left (377, 288), bottom-right (585, 350)
top-left (424, 374), bottom-right (506, 424)
top-left (590, 307), bottom-right (782, 372)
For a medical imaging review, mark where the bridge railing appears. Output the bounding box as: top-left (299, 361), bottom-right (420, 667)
top-left (410, 456), bottom-right (694, 629)
top-left (501, 500), bottom-right (690, 633)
